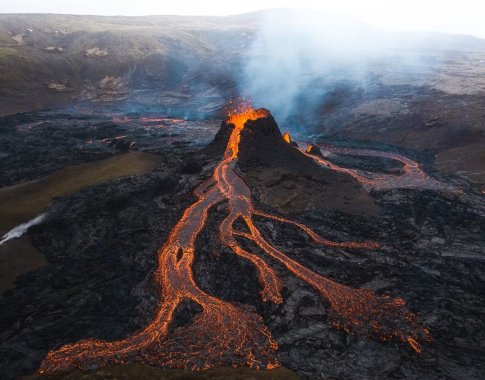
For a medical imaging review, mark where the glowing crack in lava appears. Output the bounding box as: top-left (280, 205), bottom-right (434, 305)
top-left (39, 102), bottom-right (430, 375)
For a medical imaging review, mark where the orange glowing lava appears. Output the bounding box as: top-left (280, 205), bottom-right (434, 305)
top-left (282, 132), bottom-right (291, 144)
top-left (39, 101), bottom-right (430, 375)
top-left (303, 144), bottom-right (457, 193)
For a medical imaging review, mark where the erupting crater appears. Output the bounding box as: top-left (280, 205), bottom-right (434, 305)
top-left (39, 101), bottom-right (430, 375)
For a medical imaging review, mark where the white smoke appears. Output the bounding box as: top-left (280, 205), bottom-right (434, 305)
top-left (240, 11), bottom-right (377, 122)
top-left (238, 9), bottom-right (451, 133)
top-left (0, 213), bottom-right (46, 245)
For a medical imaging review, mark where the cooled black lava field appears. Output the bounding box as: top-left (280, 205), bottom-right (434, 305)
top-left (0, 108), bottom-right (484, 380)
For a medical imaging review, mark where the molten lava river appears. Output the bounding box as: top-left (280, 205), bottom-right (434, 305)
top-left (303, 143), bottom-right (458, 193)
top-left (39, 103), bottom-right (431, 374)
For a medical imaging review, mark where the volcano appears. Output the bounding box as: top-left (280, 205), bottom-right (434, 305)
top-left (0, 103), bottom-right (483, 380)
top-left (0, 7), bottom-right (484, 379)
top-left (35, 104), bottom-right (430, 376)
top-left (208, 108), bottom-right (378, 216)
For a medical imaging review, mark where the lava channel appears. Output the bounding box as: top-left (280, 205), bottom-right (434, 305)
top-left (302, 142), bottom-right (458, 193)
top-left (39, 101), bottom-right (431, 375)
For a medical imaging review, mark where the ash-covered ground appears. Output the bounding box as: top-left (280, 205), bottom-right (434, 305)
top-left (0, 109), bottom-right (484, 380)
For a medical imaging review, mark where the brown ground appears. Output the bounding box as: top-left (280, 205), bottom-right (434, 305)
top-left (0, 152), bottom-right (161, 234)
top-left (0, 237), bottom-right (46, 296)
top-left (435, 143), bottom-right (485, 184)
top-left (0, 152), bottom-right (161, 295)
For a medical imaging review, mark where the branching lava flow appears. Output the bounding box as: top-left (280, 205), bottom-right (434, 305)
top-left (39, 101), bottom-right (430, 375)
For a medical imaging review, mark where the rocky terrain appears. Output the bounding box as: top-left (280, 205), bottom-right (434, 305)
top-left (0, 10), bottom-right (484, 380)
top-left (0, 12), bottom-right (484, 184)
top-left (0, 111), bottom-right (219, 188)
top-left (0, 109), bottom-right (484, 379)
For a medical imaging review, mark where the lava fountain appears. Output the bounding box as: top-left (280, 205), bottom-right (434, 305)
top-left (39, 101), bottom-right (430, 375)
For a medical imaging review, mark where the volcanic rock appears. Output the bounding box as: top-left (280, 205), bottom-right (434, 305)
top-left (207, 110), bottom-right (378, 216)
top-left (0, 109), bottom-right (484, 380)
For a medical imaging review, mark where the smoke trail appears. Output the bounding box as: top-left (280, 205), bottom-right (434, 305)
top-left (0, 214), bottom-right (46, 246)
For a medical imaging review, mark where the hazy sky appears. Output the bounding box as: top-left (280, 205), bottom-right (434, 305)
top-left (2, 0), bottom-right (485, 39)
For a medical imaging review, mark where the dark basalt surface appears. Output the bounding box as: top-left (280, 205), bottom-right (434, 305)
top-left (0, 112), bottom-right (484, 380)
top-left (207, 113), bottom-right (379, 216)
top-left (0, 110), bottom-right (219, 187)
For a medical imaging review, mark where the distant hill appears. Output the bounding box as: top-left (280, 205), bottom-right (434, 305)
top-left (1, 12), bottom-right (484, 116)
top-left (0, 13), bottom-right (261, 115)
top-left (0, 11), bottom-right (484, 183)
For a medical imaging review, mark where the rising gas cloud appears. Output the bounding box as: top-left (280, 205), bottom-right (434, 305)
top-left (238, 9), bottom-right (441, 135)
